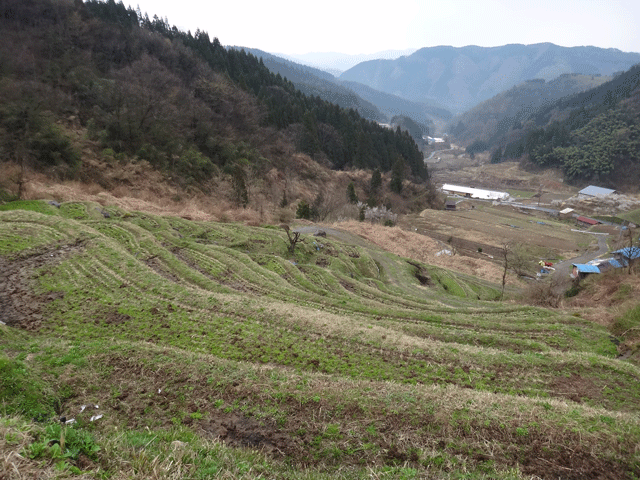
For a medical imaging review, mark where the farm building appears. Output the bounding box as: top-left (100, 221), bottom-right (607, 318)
top-left (571, 252), bottom-right (638, 279)
top-left (558, 207), bottom-right (574, 219)
top-left (445, 199), bottom-right (457, 210)
top-left (609, 258), bottom-right (627, 269)
top-left (441, 184), bottom-right (509, 201)
top-left (586, 257), bottom-right (616, 273)
top-left (613, 246), bottom-right (640, 266)
top-left (578, 185), bottom-right (617, 197)
top-left (571, 263), bottom-right (600, 279)
top-left (576, 216), bottom-right (600, 227)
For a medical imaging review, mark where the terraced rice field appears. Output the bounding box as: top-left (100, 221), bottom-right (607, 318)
top-left (1, 200), bottom-right (639, 479)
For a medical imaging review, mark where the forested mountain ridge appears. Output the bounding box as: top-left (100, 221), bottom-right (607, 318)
top-left (233, 47), bottom-right (452, 137)
top-left (451, 73), bottom-right (611, 146)
top-left (339, 80), bottom-right (452, 130)
top-left (229, 47), bottom-right (387, 124)
top-left (486, 65), bottom-right (640, 189)
top-left (339, 43), bottom-right (640, 114)
top-left (0, 0), bottom-right (428, 212)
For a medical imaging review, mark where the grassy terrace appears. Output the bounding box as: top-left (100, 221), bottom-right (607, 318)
top-left (1, 201), bottom-right (639, 479)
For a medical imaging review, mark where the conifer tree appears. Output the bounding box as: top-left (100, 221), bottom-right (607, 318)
top-left (390, 157), bottom-right (405, 194)
top-left (347, 182), bottom-right (358, 204)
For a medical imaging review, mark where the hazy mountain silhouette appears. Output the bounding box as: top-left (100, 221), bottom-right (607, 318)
top-left (281, 49), bottom-right (418, 75)
top-left (339, 43), bottom-right (640, 113)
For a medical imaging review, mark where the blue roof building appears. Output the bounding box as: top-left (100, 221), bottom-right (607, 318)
top-left (573, 264), bottom-right (601, 273)
top-left (609, 258), bottom-right (627, 269)
top-left (571, 263), bottom-right (601, 280)
top-left (613, 247), bottom-right (640, 260)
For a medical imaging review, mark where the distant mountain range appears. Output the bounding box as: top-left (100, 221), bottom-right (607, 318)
top-left (338, 43), bottom-right (640, 114)
top-left (279, 49), bottom-right (417, 76)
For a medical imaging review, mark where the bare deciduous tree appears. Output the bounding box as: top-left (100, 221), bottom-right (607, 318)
top-left (627, 223), bottom-right (636, 275)
top-left (281, 224), bottom-right (303, 254)
top-left (500, 242), bottom-right (511, 300)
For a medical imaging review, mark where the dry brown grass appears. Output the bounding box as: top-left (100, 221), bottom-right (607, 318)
top-left (0, 162), bottom-right (22, 197)
top-left (332, 220), bottom-right (507, 283)
top-left (566, 271), bottom-right (640, 327)
top-left (5, 156), bottom-right (366, 227)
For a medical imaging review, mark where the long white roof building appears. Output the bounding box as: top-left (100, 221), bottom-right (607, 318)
top-left (441, 184), bottom-right (509, 201)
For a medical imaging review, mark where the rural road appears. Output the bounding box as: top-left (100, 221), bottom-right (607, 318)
top-left (553, 233), bottom-right (609, 277)
top-left (549, 233), bottom-right (609, 294)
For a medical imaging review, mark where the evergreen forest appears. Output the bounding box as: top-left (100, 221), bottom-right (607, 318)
top-left (0, 0), bottom-right (428, 197)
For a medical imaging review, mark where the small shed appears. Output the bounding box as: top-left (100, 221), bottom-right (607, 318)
top-left (589, 258), bottom-right (615, 273)
top-left (445, 199), bottom-right (457, 211)
top-left (609, 258), bottom-right (627, 269)
top-left (571, 263), bottom-right (600, 280)
top-left (578, 185), bottom-right (617, 197)
top-left (559, 207), bottom-right (574, 219)
top-left (576, 216), bottom-right (600, 227)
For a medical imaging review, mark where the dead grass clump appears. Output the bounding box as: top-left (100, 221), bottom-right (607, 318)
top-left (224, 207), bottom-right (266, 226)
top-left (561, 272), bottom-right (640, 333)
top-left (520, 280), bottom-right (563, 308)
top-left (568, 272), bottom-right (640, 309)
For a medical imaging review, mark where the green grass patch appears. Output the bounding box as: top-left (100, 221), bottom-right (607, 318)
top-left (0, 355), bottom-right (56, 420)
top-left (1, 205), bottom-right (640, 479)
top-left (0, 199), bottom-right (58, 215)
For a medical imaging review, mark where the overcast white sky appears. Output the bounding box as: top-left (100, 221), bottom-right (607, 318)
top-left (127, 0), bottom-right (640, 56)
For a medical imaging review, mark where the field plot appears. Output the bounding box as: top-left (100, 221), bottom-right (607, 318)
top-left (1, 201), bottom-right (640, 479)
top-left (402, 204), bottom-right (592, 261)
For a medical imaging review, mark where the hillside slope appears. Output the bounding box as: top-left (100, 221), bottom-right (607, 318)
top-left (451, 74), bottom-right (611, 146)
top-left (0, 0), bottom-right (428, 216)
top-left (1, 201), bottom-right (639, 478)
top-left (231, 47), bottom-right (387, 123)
top-left (236, 47), bottom-right (452, 135)
top-left (492, 64), bottom-right (640, 188)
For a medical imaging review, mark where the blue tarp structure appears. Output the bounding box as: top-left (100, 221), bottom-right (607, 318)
top-left (573, 264), bottom-right (601, 273)
top-left (609, 259), bottom-right (627, 268)
top-left (613, 247), bottom-right (640, 260)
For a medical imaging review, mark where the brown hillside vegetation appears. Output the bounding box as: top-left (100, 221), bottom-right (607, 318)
top-left (0, 0), bottom-right (433, 224)
top-left (566, 271), bottom-right (640, 363)
top-left (1, 157), bottom-right (426, 226)
top-left (333, 220), bottom-right (507, 284)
